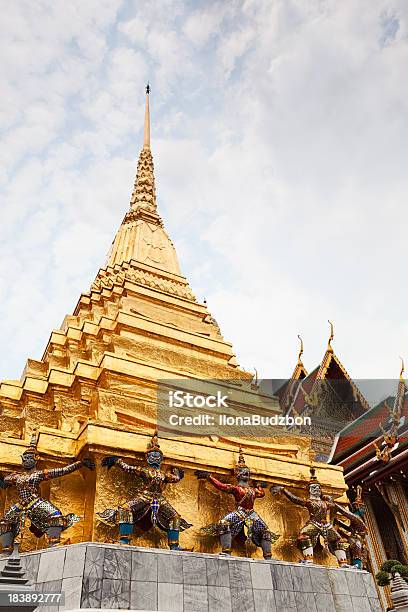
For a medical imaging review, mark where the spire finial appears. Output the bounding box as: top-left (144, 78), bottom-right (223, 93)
top-left (143, 82), bottom-right (150, 149)
top-left (399, 356), bottom-right (404, 381)
top-left (297, 334), bottom-right (304, 365)
top-left (327, 320), bottom-right (334, 352)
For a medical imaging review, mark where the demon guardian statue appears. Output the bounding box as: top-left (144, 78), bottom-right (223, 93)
top-left (98, 431), bottom-right (192, 550)
top-left (195, 448), bottom-right (279, 559)
top-left (0, 430), bottom-right (95, 552)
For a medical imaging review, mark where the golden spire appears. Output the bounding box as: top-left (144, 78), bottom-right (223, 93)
top-left (327, 320), bottom-right (334, 353)
top-left (297, 334), bottom-right (304, 366)
top-left (104, 84), bottom-right (182, 275)
top-left (399, 356), bottom-right (404, 381)
top-left (129, 84), bottom-right (157, 213)
top-left (143, 82), bottom-right (150, 149)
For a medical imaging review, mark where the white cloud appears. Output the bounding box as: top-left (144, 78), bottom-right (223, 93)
top-left (183, 4), bottom-right (229, 48)
top-left (118, 17), bottom-right (147, 43)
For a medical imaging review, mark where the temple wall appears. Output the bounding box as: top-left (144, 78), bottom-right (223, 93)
top-left (0, 422), bottom-right (347, 565)
top-left (0, 543), bottom-right (382, 611)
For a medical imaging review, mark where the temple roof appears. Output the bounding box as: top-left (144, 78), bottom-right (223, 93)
top-left (330, 366), bottom-right (408, 483)
top-left (281, 326), bottom-right (370, 420)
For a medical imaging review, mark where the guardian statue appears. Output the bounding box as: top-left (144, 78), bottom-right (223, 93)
top-left (97, 431), bottom-right (191, 550)
top-left (0, 430), bottom-right (95, 552)
top-left (195, 448), bottom-right (278, 559)
top-left (270, 467), bottom-right (348, 566)
top-left (334, 486), bottom-right (368, 569)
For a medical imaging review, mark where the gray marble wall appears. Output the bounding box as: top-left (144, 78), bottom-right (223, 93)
top-left (0, 543), bottom-right (383, 612)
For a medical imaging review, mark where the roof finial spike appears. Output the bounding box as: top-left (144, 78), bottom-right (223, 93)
top-left (327, 320), bottom-right (334, 352)
top-left (399, 356), bottom-right (404, 381)
top-left (143, 82), bottom-right (150, 149)
top-left (297, 334), bottom-right (304, 365)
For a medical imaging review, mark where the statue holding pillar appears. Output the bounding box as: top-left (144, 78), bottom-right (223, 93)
top-left (195, 448), bottom-right (279, 559)
top-left (0, 430), bottom-right (95, 552)
top-left (334, 486), bottom-right (368, 569)
top-left (97, 431), bottom-right (192, 550)
top-left (270, 466), bottom-right (347, 566)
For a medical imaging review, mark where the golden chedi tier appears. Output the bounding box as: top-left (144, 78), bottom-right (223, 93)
top-left (0, 87), bottom-right (347, 562)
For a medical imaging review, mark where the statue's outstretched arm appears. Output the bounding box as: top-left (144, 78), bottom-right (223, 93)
top-left (165, 467), bottom-right (184, 483)
top-left (39, 458), bottom-right (95, 480)
top-left (270, 485), bottom-right (307, 507)
top-left (116, 458), bottom-right (145, 475)
top-left (194, 470), bottom-right (234, 494)
top-left (334, 503), bottom-right (353, 519)
top-left (334, 503), bottom-right (366, 531)
top-left (101, 456), bottom-right (144, 475)
top-left (282, 489), bottom-right (308, 506)
top-left (207, 475), bottom-right (235, 494)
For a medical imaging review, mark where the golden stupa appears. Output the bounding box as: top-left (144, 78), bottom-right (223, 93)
top-left (0, 88), bottom-right (347, 561)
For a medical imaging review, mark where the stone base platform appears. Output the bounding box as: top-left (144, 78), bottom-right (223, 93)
top-left (0, 543), bottom-right (382, 611)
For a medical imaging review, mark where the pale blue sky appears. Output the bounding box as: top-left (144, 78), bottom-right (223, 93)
top-left (1, 0), bottom-right (408, 382)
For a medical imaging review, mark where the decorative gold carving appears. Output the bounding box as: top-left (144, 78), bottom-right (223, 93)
top-left (130, 146), bottom-right (157, 213)
top-left (327, 320), bottom-right (334, 352)
top-left (92, 264), bottom-right (196, 302)
top-left (297, 334), bottom-right (304, 365)
top-left (373, 363), bottom-right (405, 462)
top-left (127, 267), bottom-right (195, 300)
